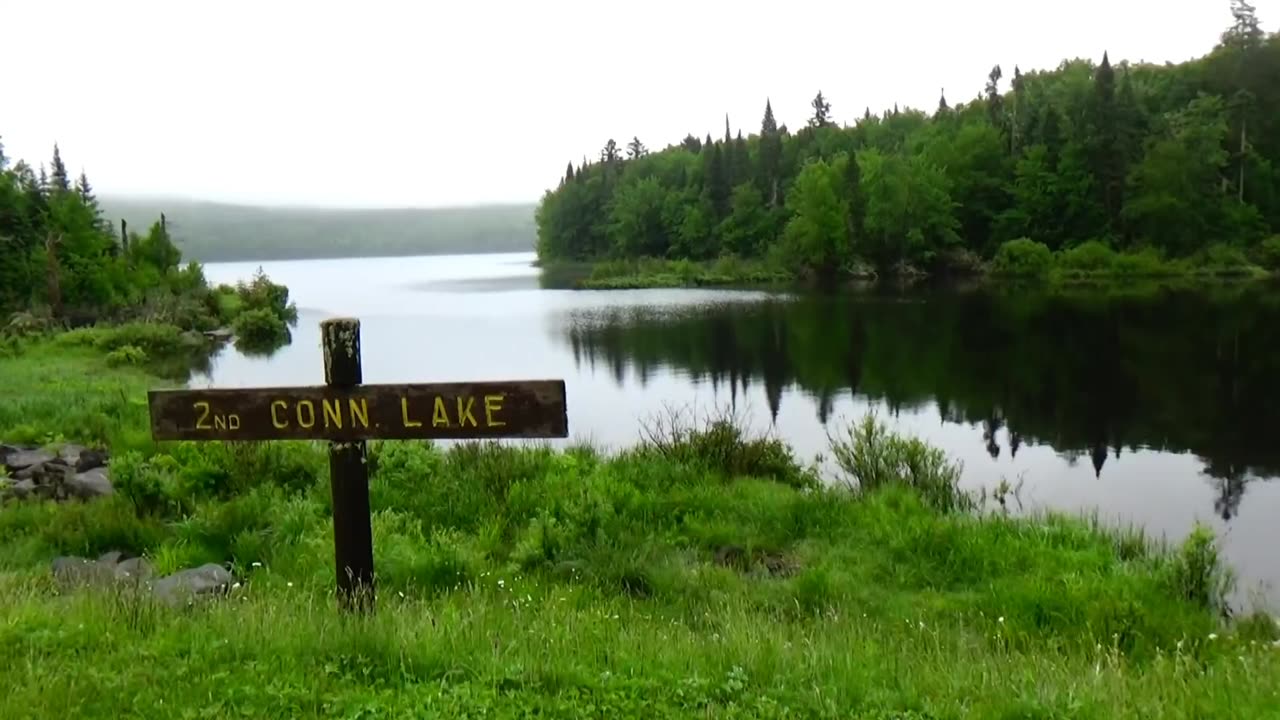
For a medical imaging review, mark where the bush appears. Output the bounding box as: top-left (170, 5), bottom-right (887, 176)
top-left (234, 269), bottom-right (298, 324)
top-left (828, 414), bottom-right (971, 512)
top-left (634, 408), bottom-right (815, 488)
top-left (1198, 243), bottom-right (1254, 274)
top-left (232, 308), bottom-right (288, 349)
top-left (1255, 235), bottom-right (1280, 271)
top-left (991, 238), bottom-right (1053, 277)
top-left (1111, 247), bottom-right (1177, 277)
top-left (104, 345), bottom-right (148, 367)
top-left (1057, 240), bottom-right (1117, 273)
top-left (1162, 523), bottom-right (1233, 615)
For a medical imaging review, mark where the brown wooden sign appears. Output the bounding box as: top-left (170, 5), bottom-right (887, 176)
top-left (145, 317), bottom-right (569, 614)
top-left (148, 381), bottom-right (568, 441)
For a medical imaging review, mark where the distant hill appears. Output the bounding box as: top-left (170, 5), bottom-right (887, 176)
top-left (97, 197), bottom-right (537, 262)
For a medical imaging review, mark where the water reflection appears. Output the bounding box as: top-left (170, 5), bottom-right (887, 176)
top-left (558, 286), bottom-right (1280, 523)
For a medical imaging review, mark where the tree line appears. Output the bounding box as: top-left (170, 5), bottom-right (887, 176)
top-left (0, 139), bottom-right (197, 316)
top-left (536, 2), bottom-right (1280, 279)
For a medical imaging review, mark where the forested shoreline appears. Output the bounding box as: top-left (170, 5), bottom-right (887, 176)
top-left (536, 3), bottom-right (1280, 284)
top-left (0, 140), bottom-right (296, 355)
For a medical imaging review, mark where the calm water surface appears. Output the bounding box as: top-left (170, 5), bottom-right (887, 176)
top-left (200, 252), bottom-right (1280, 609)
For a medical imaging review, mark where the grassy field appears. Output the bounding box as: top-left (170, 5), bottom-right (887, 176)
top-left (1, 338), bottom-right (1278, 718)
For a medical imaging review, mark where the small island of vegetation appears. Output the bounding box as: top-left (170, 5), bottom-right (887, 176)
top-left (536, 3), bottom-right (1280, 288)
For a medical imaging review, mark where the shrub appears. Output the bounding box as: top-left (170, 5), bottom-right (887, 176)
top-left (991, 238), bottom-right (1053, 277)
top-left (232, 308), bottom-right (288, 349)
top-left (104, 345), bottom-right (148, 367)
top-left (828, 414), bottom-right (970, 512)
top-left (1255, 235), bottom-right (1280, 271)
top-left (234, 269), bottom-right (298, 324)
top-left (1199, 243), bottom-right (1253, 274)
top-left (635, 407), bottom-right (815, 488)
top-left (1057, 240), bottom-right (1116, 273)
top-left (1162, 523), bottom-right (1233, 615)
top-left (1111, 248), bottom-right (1176, 277)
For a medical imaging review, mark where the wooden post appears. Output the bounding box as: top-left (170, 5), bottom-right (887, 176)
top-left (321, 318), bottom-right (375, 613)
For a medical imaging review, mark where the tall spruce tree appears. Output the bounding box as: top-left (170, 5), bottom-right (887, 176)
top-left (760, 99), bottom-right (782, 205)
top-left (50, 144), bottom-right (70, 193)
top-left (809, 91), bottom-right (832, 128)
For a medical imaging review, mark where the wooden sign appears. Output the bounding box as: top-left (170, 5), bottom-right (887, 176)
top-left (145, 317), bottom-right (568, 614)
top-left (147, 381), bottom-right (568, 441)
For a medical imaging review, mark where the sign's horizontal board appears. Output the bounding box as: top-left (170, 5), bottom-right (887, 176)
top-left (148, 380), bottom-right (568, 441)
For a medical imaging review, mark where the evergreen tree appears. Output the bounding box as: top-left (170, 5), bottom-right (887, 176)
top-left (601, 139), bottom-right (622, 164)
top-left (76, 170), bottom-right (96, 207)
top-left (937, 90), bottom-right (950, 116)
top-left (680, 134), bottom-right (703, 153)
top-left (985, 65), bottom-right (1004, 129)
top-left (760, 100), bottom-right (783, 206)
top-left (1091, 51), bottom-right (1124, 235)
top-left (50, 144), bottom-right (70, 193)
top-left (627, 136), bottom-right (648, 159)
top-left (809, 91), bottom-right (832, 128)
top-left (724, 115), bottom-right (732, 144)
top-left (565, 163), bottom-right (575, 183)
top-left (1221, 0), bottom-right (1264, 48)
top-left (0, 134), bottom-right (6, 170)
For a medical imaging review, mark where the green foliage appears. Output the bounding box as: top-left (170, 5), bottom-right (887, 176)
top-left (104, 344), bottom-right (147, 367)
top-left (1162, 523), bottom-right (1234, 615)
top-left (1257, 235), bottom-right (1280, 270)
top-left (3, 350), bottom-right (1277, 717)
top-left (992, 238), bottom-right (1054, 276)
top-left (231, 308), bottom-right (288, 349)
top-left (535, 23), bottom-right (1280, 282)
top-left (829, 414), bottom-right (971, 512)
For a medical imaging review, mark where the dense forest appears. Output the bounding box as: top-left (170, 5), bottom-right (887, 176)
top-left (536, 2), bottom-right (1280, 279)
top-left (100, 198), bottom-right (537, 262)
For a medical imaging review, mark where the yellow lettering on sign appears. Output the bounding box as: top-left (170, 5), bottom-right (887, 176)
top-left (228, 414), bottom-right (241, 430)
top-left (432, 396), bottom-right (450, 427)
top-left (456, 397), bottom-right (478, 427)
top-left (271, 400), bottom-right (288, 428)
top-left (194, 401), bottom-right (212, 430)
top-left (401, 397), bottom-right (422, 427)
top-left (484, 394), bottom-right (506, 427)
top-left (297, 400), bottom-right (316, 428)
top-left (322, 398), bottom-right (343, 429)
top-left (214, 415), bottom-right (226, 430)
top-left (349, 399), bottom-right (369, 428)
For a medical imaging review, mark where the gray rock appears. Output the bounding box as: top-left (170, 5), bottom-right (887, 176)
top-left (57, 444), bottom-right (88, 465)
top-left (75, 449), bottom-right (108, 472)
top-left (152, 563), bottom-right (235, 605)
top-left (98, 551), bottom-right (123, 565)
top-left (66, 467), bottom-right (112, 499)
top-left (13, 463), bottom-right (44, 480)
top-left (204, 328), bottom-right (234, 341)
top-left (3, 448), bottom-right (54, 472)
top-left (51, 556), bottom-right (117, 589)
top-left (12, 478), bottom-right (36, 499)
top-left (114, 557), bottom-right (154, 581)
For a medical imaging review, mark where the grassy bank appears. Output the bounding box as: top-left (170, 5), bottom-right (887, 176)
top-left (2, 342), bottom-right (1279, 718)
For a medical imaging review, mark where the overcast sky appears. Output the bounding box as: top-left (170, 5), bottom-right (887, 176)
top-left (4, 0), bottom-right (1276, 208)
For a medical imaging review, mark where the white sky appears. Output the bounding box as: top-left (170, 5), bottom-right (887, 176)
top-left (3, 0), bottom-right (1275, 208)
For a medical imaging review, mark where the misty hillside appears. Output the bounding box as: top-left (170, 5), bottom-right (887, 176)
top-left (98, 197), bottom-right (537, 262)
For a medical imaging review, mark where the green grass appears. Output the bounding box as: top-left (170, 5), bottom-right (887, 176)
top-left (1, 339), bottom-right (1278, 718)
top-left (543, 256), bottom-right (794, 290)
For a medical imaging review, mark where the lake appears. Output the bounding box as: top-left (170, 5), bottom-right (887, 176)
top-left (200, 251), bottom-right (1280, 610)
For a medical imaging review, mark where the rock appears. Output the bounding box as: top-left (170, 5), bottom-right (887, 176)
top-left (66, 467), bottom-right (112, 499)
top-left (13, 462), bottom-right (45, 481)
top-left (98, 551), bottom-right (123, 565)
top-left (114, 557), bottom-right (154, 582)
top-left (51, 556), bottom-right (117, 589)
top-left (9, 478), bottom-right (36, 499)
top-left (57, 444), bottom-right (88, 465)
top-left (204, 328), bottom-right (234, 341)
top-left (3, 448), bottom-right (54, 473)
top-left (75, 449), bottom-right (108, 472)
top-left (152, 563), bottom-right (235, 605)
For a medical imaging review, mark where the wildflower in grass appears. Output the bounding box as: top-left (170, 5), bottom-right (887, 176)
top-left (998, 616), bottom-right (1005, 624)
top-left (1208, 633), bottom-right (1218, 640)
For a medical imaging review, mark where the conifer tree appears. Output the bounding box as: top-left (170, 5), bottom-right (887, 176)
top-left (760, 99), bottom-right (782, 206)
top-left (627, 136), bottom-right (648, 159)
top-left (809, 91), bottom-right (832, 128)
top-left (50, 144), bottom-right (70, 193)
